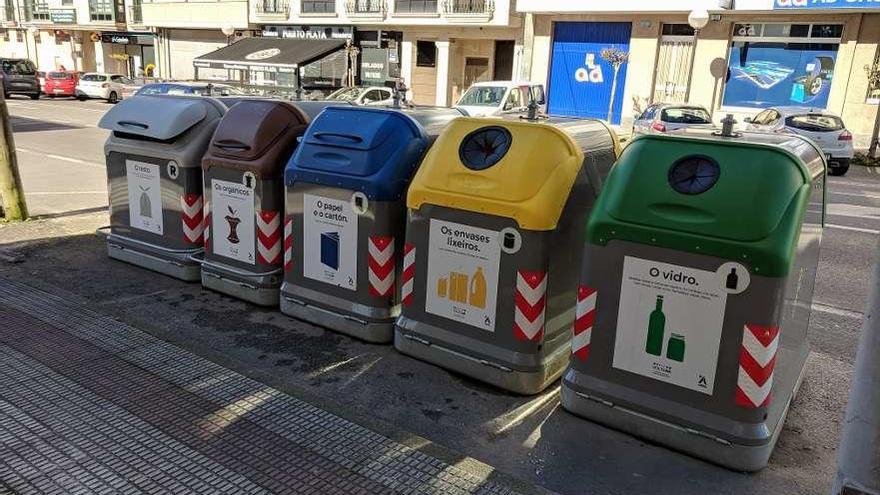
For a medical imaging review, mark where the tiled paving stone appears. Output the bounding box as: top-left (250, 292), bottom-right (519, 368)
top-left (0, 277), bottom-right (534, 495)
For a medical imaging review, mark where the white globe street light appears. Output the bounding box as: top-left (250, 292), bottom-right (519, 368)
top-left (684, 9), bottom-right (711, 103)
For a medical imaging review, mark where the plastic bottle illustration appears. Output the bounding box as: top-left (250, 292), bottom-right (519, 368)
top-left (667, 334), bottom-right (686, 362)
top-left (437, 277), bottom-right (448, 298)
top-left (469, 267), bottom-right (487, 309)
top-left (450, 272), bottom-right (468, 303)
top-left (726, 267), bottom-right (739, 290)
top-left (645, 295), bottom-right (666, 356)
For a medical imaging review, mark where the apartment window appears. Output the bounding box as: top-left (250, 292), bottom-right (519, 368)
top-left (61, 0), bottom-right (73, 5)
top-left (395, 0), bottom-right (436, 14)
top-left (416, 40), bottom-right (436, 67)
top-left (89, 0), bottom-right (114, 21)
top-left (15, 29), bottom-right (22, 42)
top-left (25, 0), bottom-right (51, 21)
top-left (1, 30), bottom-right (8, 42)
top-left (301, 0), bottom-right (334, 13)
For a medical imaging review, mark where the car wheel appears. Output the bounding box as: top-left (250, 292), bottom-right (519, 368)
top-left (29, 93), bottom-right (39, 100)
top-left (829, 164), bottom-right (849, 176)
top-left (107, 92), bottom-right (118, 104)
top-left (77, 95), bottom-right (87, 101)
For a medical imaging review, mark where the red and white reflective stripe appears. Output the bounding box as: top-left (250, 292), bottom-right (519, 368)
top-left (256, 210), bottom-right (282, 265)
top-left (513, 271), bottom-right (547, 341)
top-left (736, 323), bottom-right (780, 408)
top-left (368, 236), bottom-right (395, 298)
top-left (283, 217), bottom-right (293, 272)
top-left (572, 286), bottom-right (597, 361)
top-left (203, 199), bottom-right (211, 250)
top-left (401, 243), bottom-right (415, 306)
top-left (181, 193), bottom-right (204, 245)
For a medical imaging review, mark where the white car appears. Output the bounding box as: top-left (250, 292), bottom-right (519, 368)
top-left (455, 81), bottom-right (546, 117)
top-left (325, 86), bottom-right (393, 106)
top-left (75, 73), bottom-right (136, 103)
top-left (632, 103), bottom-right (715, 136)
top-left (745, 106), bottom-right (853, 176)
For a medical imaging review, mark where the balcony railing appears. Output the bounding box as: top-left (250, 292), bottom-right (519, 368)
top-left (442, 0), bottom-right (493, 14)
top-left (255, 0), bottom-right (288, 14)
top-left (128, 3), bottom-right (141, 23)
top-left (345, 0), bottom-right (385, 14)
top-left (394, 0), bottom-right (437, 14)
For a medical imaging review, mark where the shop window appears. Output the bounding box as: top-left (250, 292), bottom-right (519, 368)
top-left (395, 0), bottom-right (437, 14)
top-left (301, 0), bottom-right (334, 13)
top-left (416, 40), bottom-right (436, 67)
top-left (661, 24), bottom-right (695, 37)
top-left (812, 24), bottom-right (843, 39)
top-left (789, 24), bottom-right (810, 37)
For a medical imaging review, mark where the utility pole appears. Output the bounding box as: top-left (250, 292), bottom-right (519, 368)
top-left (832, 238), bottom-right (880, 495)
top-left (0, 92), bottom-right (28, 221)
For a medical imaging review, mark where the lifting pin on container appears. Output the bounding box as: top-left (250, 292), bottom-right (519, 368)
top-left (715, 113), bottom-right (740, 138)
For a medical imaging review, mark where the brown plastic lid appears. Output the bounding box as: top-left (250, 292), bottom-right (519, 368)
top-left (203, 100), bottom-right (309, 177)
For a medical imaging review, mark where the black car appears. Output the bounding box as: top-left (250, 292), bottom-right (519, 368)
top-left (1, 58), bottom-right (40, 100)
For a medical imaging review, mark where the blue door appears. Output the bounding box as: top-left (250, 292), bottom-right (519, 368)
top-left (547, 22), bottom-right (632, 125)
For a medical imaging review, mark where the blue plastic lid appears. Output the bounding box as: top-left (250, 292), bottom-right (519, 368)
top-left (284, 107), bottom-right (430, 200)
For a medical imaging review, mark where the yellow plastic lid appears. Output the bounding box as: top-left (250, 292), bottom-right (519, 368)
top-left (407, 117), bottom-right (585, 231)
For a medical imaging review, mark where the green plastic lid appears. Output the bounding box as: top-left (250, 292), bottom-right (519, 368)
top-left (588, 132), bottom-right (824, 277)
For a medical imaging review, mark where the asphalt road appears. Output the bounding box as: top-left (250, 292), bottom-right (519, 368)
top-left (2, 98), bottom-right (880, 495)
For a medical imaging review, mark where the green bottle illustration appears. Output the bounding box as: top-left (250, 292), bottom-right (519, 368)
top-left (667, 334), bottom-right (686, 362)
top-left (645, 295), bottom-right (665, 356)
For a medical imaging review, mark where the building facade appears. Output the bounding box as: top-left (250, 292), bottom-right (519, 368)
top-left (0, 0), bottom-right (155, 76)
top-left (517, 0), bottom-right (880, 147)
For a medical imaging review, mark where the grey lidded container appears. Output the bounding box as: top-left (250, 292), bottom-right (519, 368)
top-left (394, 117), bottom-right (619, 395)
top-left (561, 130), bottom-right (825, 471)
top-left (280, 106), bottom-right (464, 343)
top-left (200, 100), bottom-right (311, 306)
top-left (99, 95), bottom-right (226, 281)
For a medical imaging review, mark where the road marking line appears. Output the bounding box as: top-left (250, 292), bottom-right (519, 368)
top-left (828, 179), bottom-right (880, 189)
top-left (829, 191), bottom-right (880, 201)
top-left (811, 301), bottom-right (864, 320)
top-left (825, 223), bottom-right (880, 235)
top-left (44, 154), bottom-right (104, 168)
top-left (27, 191), bottom-right (106, 195)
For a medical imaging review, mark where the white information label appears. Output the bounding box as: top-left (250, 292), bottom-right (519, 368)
top-left (612, 256), bottom-right (727, 395)
top-left (126, 160), bottom-right (163, 235)
top-left (302, 194), bottom-right (358, 290)
top-left (210, 179), bottom-right (255, 264)
top-left (425, 219), bottom-right (501, 332)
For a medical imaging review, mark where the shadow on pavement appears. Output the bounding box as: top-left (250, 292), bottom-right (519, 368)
top-left (10, 115), bottom-right (84, 133)
top-left (0, 231), bottom-right (843, 495)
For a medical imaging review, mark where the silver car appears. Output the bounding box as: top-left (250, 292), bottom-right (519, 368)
top-left (632, 103), bottom-right (715, 136)
top-left (744, 106), bottom-right (853, 176)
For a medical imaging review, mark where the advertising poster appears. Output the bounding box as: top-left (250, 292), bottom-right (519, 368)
top-left (723, 42), bottom-right (838, 108)
top-left (126, 160), bottom-right (163, 235)
top-left (612, 256), bottom-right (730, 395)
top-left (425, 219), bottom-right (501, 332)
top-left (302, 194), bottom-right (358, 290)
top-left (211, 179), bottom-right (255, 264)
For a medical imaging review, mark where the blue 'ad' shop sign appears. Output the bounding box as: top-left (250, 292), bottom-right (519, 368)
top-left (774, 0), bottom-right (880, 9)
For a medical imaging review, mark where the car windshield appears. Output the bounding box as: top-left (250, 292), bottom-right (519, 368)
top-left (136, 84), bottom-right (166, 95)
top-left (786, 114), bottom-right (844, 132)
top-left (2, 60), bottom-right (36, 76)
top-left (48, 72), bottom-right (71, 79)
top-left (458, 86), bottom-right (507, 107)
top-left (661, 107), bottom-right (712, 124)
top-left (81, 74), bottom-right (107, 82)
top-left (326, 87), bottom-right (362, 101)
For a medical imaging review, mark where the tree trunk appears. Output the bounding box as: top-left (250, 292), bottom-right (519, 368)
top-left (0, 93), bottom-right (28, 221)
top-left (607, 66), bottom-right (620, 124)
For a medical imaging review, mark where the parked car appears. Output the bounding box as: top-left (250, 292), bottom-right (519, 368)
top-left (1, 58), bottom-right (40, 100)
top-left (745, 106), bottom-right (853, 176)
top-left (75, 73), bottom-right (138, 103)
top-left (37, 71), bottom-right (47, 93)
top-left (632, 103), bottom-right (715, 136)
top-left (454, 81), bottom-right (546, 117)
top-left (44, 71), bottom-right (79, 98)
top-left (325, 86), bottom-right (393, 106)
top-left (134, 82), bottom-right (244, 97)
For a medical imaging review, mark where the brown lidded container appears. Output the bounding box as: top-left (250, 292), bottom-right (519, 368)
top-left (199, 99), bottom-right (311, 306)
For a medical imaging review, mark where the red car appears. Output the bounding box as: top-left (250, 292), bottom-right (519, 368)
top-left (44, 71), bottom-right (79, 97)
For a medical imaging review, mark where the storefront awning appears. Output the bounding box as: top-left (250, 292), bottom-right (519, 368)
top-left (193, 37), bottom-right (346, 74)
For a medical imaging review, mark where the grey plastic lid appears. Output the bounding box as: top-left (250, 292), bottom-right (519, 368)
top-left (98, 95), bottom-right (211, 141)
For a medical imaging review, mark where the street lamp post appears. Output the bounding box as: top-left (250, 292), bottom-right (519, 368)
top-left (684, 8), bottom-right (709, 104)
top-left (27, 26), bottom-right (39, 70)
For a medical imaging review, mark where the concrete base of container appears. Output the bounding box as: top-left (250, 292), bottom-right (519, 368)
top-left (560, 344), bottom-right (809, 472)
top-left (279, 283), bottom-right (395, 344)
top-left (106, 234), bottom-right (201, 282)
top-left (394, 321), bottom-right (569, 396)
top-left (201, 266), bottom-right (280, 307)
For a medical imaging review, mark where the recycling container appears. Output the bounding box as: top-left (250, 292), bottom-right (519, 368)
top-left (394, 117), bottom-right (619, 394)
top-left (200, 100), bottom-right (310, 305)
top-left (99, 95), bottom-right (226, 281)
top-left (280, 106), bottom-right (464, 343)
top-left (560, 130), bottom-right (826, 471)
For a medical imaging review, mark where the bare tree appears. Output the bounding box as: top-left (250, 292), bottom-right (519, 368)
top-left (600, 47), bottom-right (630, 124)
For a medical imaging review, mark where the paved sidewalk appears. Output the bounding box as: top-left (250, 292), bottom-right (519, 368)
top-left (0, 277), bottom-right (532, 495)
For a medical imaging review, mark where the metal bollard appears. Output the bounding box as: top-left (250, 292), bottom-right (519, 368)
top-left (832, 239), bottom-right (880, 495)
